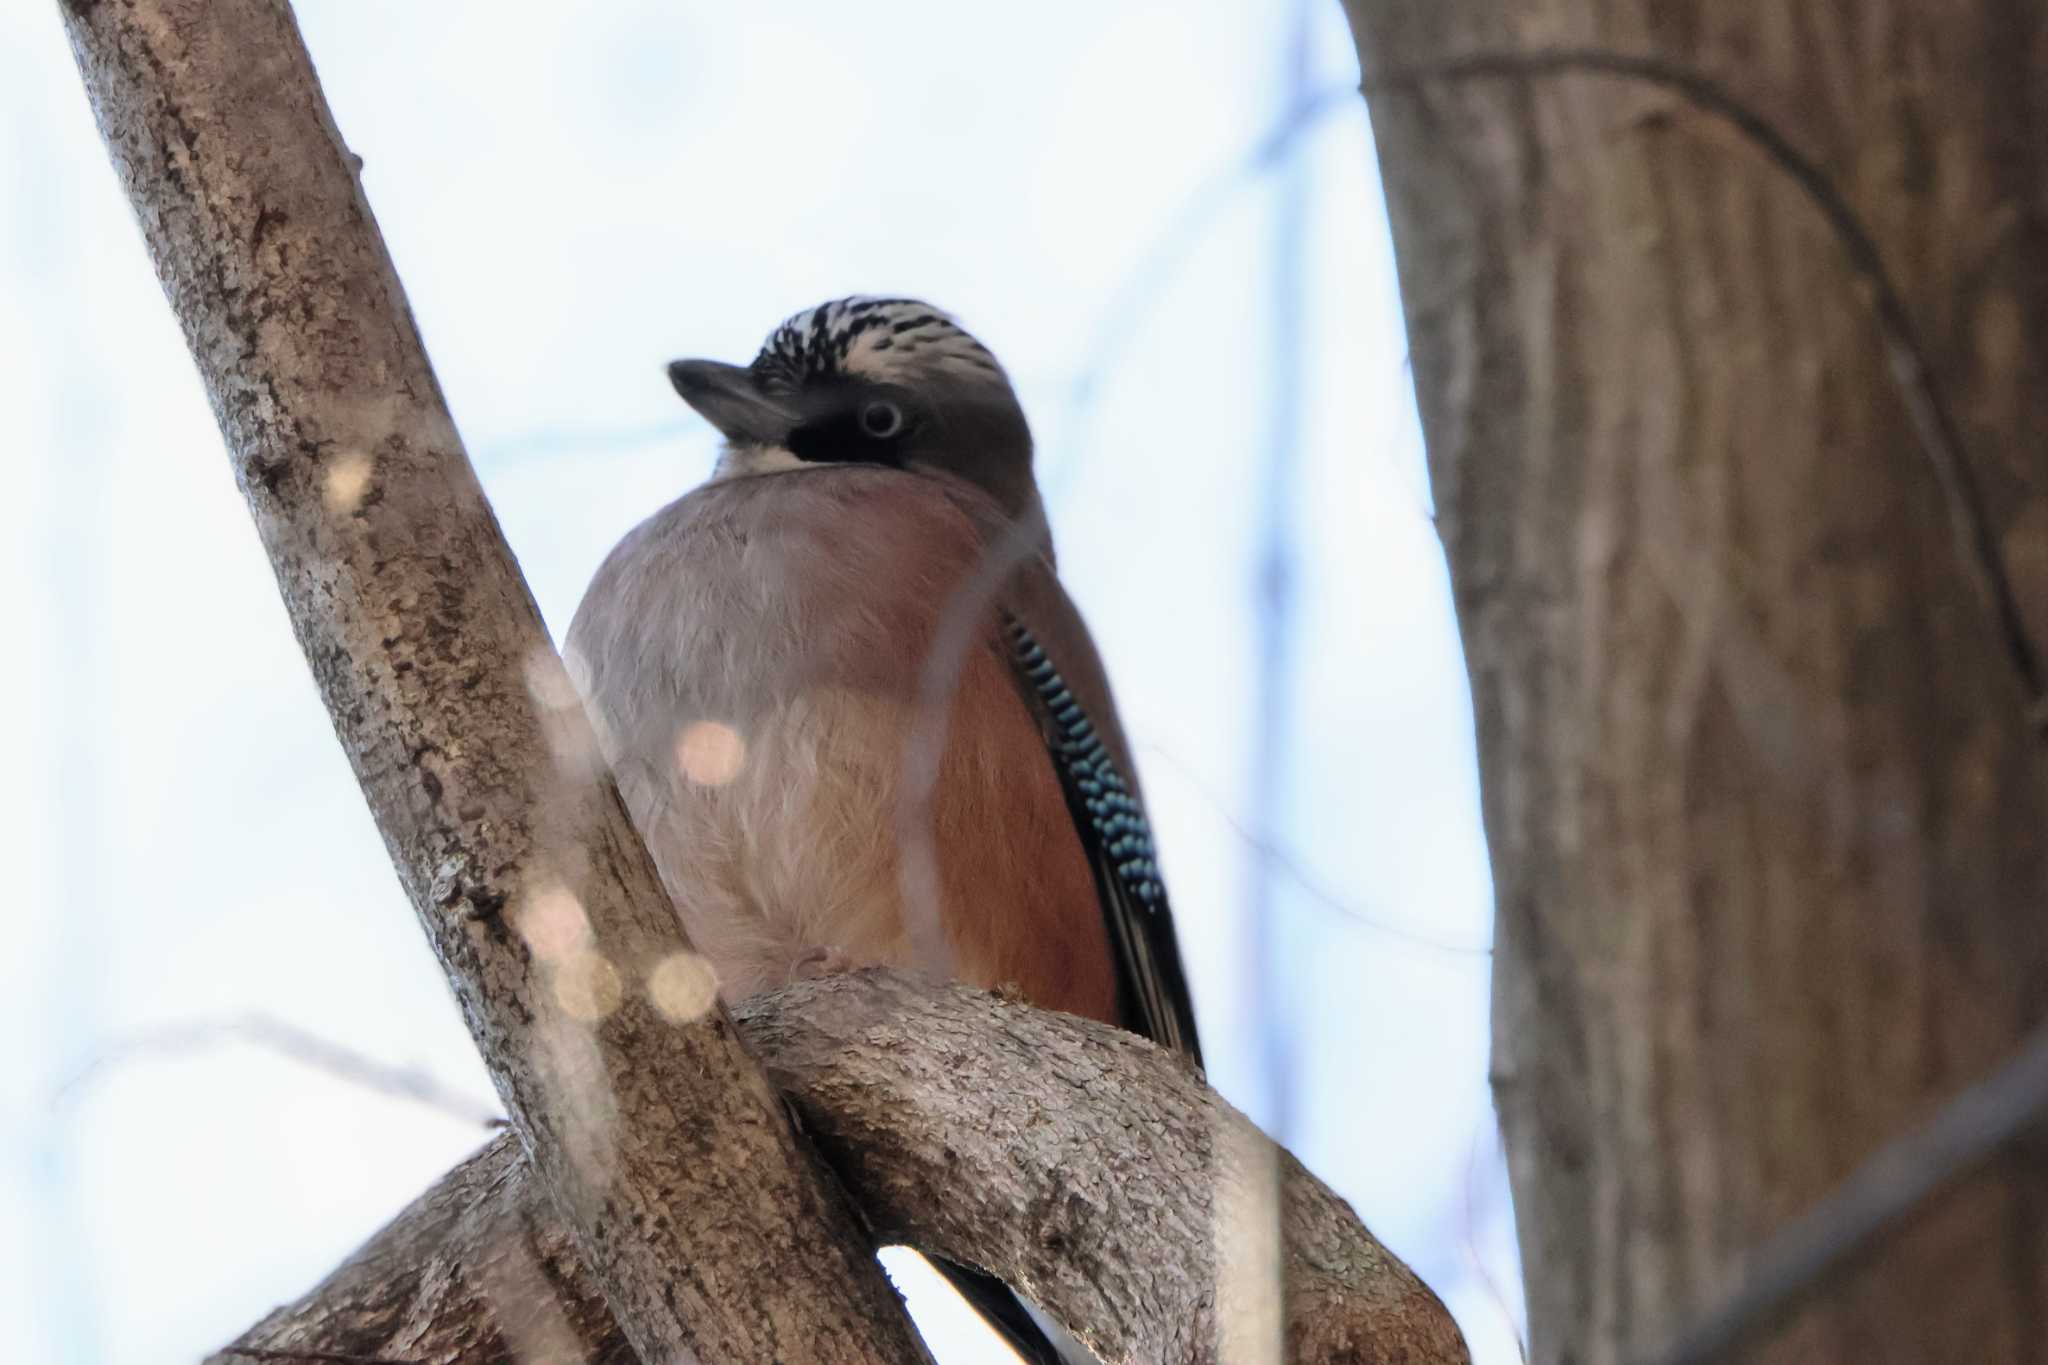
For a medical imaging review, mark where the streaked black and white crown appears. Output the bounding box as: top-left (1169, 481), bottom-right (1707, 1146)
top-left (750, 296), bottom-right (1008, 391)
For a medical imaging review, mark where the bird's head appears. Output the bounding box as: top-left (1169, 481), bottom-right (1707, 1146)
top-left (668, 296), bottom-right (1038, 518)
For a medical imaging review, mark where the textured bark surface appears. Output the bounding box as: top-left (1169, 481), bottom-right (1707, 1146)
top-left (212, 973), bottom-right (1469, 1365)
top-left (60, 3), bottom-right (927, 1361)
top-left (1342, 3), bottom-right (2048, 1363)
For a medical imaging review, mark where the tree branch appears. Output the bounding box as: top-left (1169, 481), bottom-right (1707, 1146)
top-left (213, 972), bottom-right (1471, 1365)
top-left (59, 2), bottom-right (924, 1359)
top-left (1643, 1019), bottom-right (2048, 1365)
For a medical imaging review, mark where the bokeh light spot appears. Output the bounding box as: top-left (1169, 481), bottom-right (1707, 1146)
top-left (554, 952), bottom-right (624, 1023)
top-left (323, 451), bottom-right (375, 514)
top-left (676, 720), bottom-right (746, 786)
top-left (648, 952), bottom-right (720, 1022)
top-left (517, 882), bottom-right (591, 961)
top-left (524, 648), bottom-right (581, 712)
top-left (529, 647), bottom-right (606, 778)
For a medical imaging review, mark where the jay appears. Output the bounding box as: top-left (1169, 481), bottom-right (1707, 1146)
top-left (566, 297), bottom-right (1201, 1361)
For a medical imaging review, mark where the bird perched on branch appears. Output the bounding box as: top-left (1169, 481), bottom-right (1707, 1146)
top-left (566, 296), bottom-right (1202, 1363)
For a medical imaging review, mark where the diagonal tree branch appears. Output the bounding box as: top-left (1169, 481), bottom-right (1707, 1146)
top-left (58, 1), bottom-right (926, 1360)
top-left (1642, 1018), bottom-right (2048, 1365)
top-left (213, 972), bottom-right (1472, 1365)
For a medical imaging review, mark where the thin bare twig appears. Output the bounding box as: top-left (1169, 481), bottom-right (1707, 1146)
top-left (55, 1014), bottom-right (505, 1130)
top-left (1641, 1020), bottom-right (2048, 1364)
top-left (896, 76), bottom-right (1369, 962)
top-left (1243, 0), bottom-right (1319, 1149)
top-left (1042, 79), bottom-right (1357, 497)
top-left (898, 501), bottom-right (1056, 973)
top-left (1458, 1125), bottom-right (1529, 1365)
top-left (895, 76), bottom-right (1382, 983)
top-left (1363, 47), bottom-right (2048, 734)
top-left (471, 86), bottom-right (1357, 492)
top-left (472, 418), bottom-right (700, 470)
top-left (1137, 741), bottom-right (1492, 957)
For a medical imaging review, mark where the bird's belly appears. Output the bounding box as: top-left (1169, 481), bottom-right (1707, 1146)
top-left (617, 664), bottom-right (1116, 1024)
top-left (624, 684), bottom-right (932, 1001)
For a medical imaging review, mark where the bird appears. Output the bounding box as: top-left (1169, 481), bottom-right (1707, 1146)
top-left (565, 296), bottom-right (1202, 1363)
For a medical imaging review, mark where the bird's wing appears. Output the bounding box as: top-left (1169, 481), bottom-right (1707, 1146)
top-left (937, 514), bottom-right (1207, 1363)
top-left (996, 555), bottom-right (1205, 1066)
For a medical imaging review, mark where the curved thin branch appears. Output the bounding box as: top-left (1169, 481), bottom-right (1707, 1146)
top-left (1364, 46), bottom-right (2048, 733)
top-left (1643, 1020), bottom-right (2048, 1365)
top-left (1137, 741), bottom-right (1494, 958)
top-left (56, 1014), bottom-right (505, 1131)
top-left (1043, 80), bottom-right (1356, 497)
top-left (214, 972), bottom-right (1471, 1365)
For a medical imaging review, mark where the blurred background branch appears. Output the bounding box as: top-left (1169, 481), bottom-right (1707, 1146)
top-left (1646, 1019), bottom-right (2048, 1365)
top-left (56, 1015), bottom-right (503, 1132)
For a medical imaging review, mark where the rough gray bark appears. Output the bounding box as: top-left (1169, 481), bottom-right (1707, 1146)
top-left (1342, 3), bottom-right (2048, 1364)
top-left (59, 2), bottom-right (928, 1361)
top-left (211, 972), bottom-right (1470, 1365)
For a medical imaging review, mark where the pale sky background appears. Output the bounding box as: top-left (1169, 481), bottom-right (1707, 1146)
top-left (1, 2), bottom-right (1523, 1361)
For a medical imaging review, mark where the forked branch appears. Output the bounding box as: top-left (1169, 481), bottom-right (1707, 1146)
top-left (214, 973), bottom-right (1471, 1365)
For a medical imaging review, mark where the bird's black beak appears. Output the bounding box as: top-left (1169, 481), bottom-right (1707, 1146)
top-left (666, 359), bottom-right (799, 446)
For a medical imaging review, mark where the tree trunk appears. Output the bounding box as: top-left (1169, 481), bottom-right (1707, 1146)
top-left (59, 2), bottom-right (926, 1360)
top-left (1341, 3), bottom-right (2048, 1363)
top-left (213, 972), bottom-right (1470, 1365)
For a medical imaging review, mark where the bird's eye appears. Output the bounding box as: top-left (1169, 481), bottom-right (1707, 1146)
top-left (858, 400), bottom-right (905, 439)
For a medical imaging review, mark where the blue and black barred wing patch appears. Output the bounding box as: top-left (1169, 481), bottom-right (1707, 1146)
top-left (1003, 613), bottom-right (1203, 1066)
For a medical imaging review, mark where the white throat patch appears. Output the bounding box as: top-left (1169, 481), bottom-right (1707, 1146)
top-left (713, 444), bottom-right (809, 480)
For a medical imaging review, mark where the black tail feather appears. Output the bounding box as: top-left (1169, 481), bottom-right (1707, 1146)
top-left (925, 1256), bottom-right (1070, 1365)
